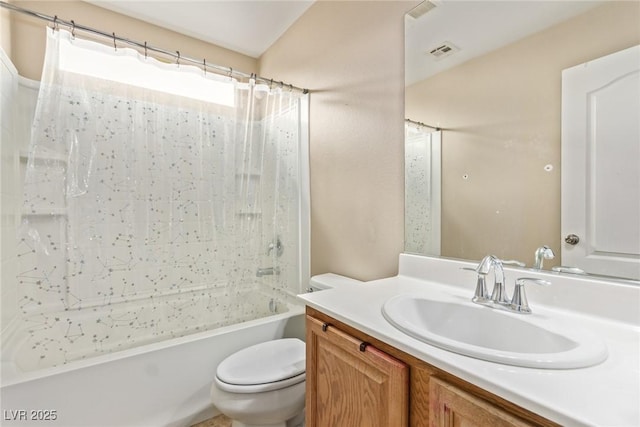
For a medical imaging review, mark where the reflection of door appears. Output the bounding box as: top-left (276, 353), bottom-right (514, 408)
top-left (561, 45), bottom-right (640, 280)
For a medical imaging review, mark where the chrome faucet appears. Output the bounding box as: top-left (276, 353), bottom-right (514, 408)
top-left (534, 245), bottom-right (555, 270)
top-left (488, 257), bottom-right (509, 305)
top-left (467, 255), bottom-right (493, 303)
top-left (267, 236), bottom-right (283, 257)
top-left (510, 277), bottom-right (551, 313)
top-left (472, 255), bottom-right (524, 306)
top-left (551, 265), bottom-right (586, 275)
top-left (471, 255), bottom-right (508, 304)
top-left (256, 267), bottom-right (280, 277)
top-left (465, 256), bottom-right (548, 314)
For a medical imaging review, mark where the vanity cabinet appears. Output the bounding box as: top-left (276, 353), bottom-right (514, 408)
top-left (305, 308), bottom-right (558, 427)
top-left (430, 377), bottom-right (535, 427)
top-left (306, 314), bottom-right (409, 426)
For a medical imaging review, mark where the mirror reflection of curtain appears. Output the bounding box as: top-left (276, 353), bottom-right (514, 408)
top-left (404, 124), bottom-right (441, 256)
top-left (16, 28), bottom-right (305, 370)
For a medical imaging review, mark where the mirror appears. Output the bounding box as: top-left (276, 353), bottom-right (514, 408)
top-left (404, 1), bottom-right (640, 280)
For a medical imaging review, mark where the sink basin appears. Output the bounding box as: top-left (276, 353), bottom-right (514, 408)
top-left (382, 294), bottom-right (608, 369)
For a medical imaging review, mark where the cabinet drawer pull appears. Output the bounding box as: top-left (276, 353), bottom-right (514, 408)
top-left (322, 322), bottom-right (330, 332)
top-left (359, 342), bottom-right (370, 352)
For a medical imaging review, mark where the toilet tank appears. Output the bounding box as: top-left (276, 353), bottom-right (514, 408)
top-left (307, 273), bottom-right (362, 292)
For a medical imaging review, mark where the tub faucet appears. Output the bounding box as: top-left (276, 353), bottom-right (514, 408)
top-left (267, 237), bottom-right (283, 257)
top-left (534, 245), bottom-right (555, 270)
top-left (256, 267), bottom-right (280, 277)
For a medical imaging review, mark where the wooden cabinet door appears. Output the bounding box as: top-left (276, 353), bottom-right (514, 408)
top-left (429, 377), bottom-right (535, 427)
top-left (306, 315), bottom-right (409, 427)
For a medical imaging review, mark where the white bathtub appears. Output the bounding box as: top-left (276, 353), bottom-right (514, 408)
top-left (0, 306), bottom-right (305, 427)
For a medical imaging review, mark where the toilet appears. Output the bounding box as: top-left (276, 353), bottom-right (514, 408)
top-left (210, 274), bottom-right (362, 427)
top-left (210, 338), bottom-right (306, 427)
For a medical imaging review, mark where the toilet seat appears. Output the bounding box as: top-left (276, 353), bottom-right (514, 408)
top-left (215, 338), bottom-right (306, 394)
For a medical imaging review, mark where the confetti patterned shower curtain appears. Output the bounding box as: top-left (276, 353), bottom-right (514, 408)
top-left (17, 28), bottom-right (305, 370)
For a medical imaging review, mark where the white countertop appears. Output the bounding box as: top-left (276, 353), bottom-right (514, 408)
top-left (298, 254), bottom-right (640, 427)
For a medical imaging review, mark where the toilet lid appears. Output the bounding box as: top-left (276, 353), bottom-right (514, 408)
top-left (216, 338), bottom-right (305, 389)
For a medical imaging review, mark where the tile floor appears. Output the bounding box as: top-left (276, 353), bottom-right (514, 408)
top-left (191, 414), bottom-right (231, 427)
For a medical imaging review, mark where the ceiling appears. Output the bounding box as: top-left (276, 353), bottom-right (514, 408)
top-left (406, 1), bottom-right (604, 86)
top-left (87, 1), bottom-right (604, 84)
top-left (88, 1), bottom-right (315, 58)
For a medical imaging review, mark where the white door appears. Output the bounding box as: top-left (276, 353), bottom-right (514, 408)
top-left (561, 45), bottom-right (640, 280)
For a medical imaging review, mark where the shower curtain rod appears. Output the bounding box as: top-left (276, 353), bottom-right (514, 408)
top-left (0, 1), bottom-right (308, 94)
top-left (405, 118), bottom-right (441, 131)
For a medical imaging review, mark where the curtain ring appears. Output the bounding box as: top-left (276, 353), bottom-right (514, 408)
top-left (269, 79), bottom-right (273, 89)
top-left (176, 51), bottom-right (180, 65)
top-left (228, 67), bottom-right (233, 78)
top-left (70, 20), bottom-right (75, 38)
top-left (52, 15), bottom-right (58, 31)
top-left (203, 59), bottom-right (206, 75)
top-left (144, 42), bottom-right (148, 59)
top-left (279, 81), bottom-right (284, 89)
top-left (112, 32), bottom-right (117, 51)
top-left (289, 84), bottom-right (293, 92)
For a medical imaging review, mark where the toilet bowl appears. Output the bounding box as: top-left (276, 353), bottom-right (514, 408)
top-left (211, 274), bottom-right (360, 426)
top-left (210, 338), bottom-right (306, 427)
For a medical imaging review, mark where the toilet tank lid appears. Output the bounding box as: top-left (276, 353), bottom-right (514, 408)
top-left (309, 273), bottom-right (362, 290)
top-left (216, 338), bottom-right (305, 386)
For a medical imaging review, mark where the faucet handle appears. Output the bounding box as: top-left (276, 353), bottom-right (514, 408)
top-left (461, 267), bottom-right (489, 302)
top-left (552, 266), bottom-right (586, 275)
top-left (501, 259), bottom-right (526, 267)
top-left (267, 236), bottom-right (284, 257)
top-left (510, 277), bottom-right (551, 314)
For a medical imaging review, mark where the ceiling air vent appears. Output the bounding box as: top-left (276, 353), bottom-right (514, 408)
top-left (407, 1), bottom-right (437, 19)
top-left (428, 42), bottom-right (459, 60)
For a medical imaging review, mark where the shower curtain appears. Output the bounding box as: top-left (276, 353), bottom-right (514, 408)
top-left (16, 28), bottom-right (306, 370)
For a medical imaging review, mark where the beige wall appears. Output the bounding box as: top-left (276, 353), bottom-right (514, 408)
top-left (260, 1), bottom-right (416, 281)
top-left (405, 1), bottom-right (640, 266)
top-left (9, 1), bottom-right (257, 80)
top-left (1, 5), bottom-right (10, 56)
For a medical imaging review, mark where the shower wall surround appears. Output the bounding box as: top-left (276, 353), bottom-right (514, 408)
top-left (8, 32), bottom-right (307, 372)
top-left (404, 125), bottom-right (440, 256)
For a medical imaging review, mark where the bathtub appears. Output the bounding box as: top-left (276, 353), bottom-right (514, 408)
top-left (0, 305), bottom-right (305, 427)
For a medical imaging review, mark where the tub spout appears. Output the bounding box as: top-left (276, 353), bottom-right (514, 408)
top-left (256, 267), bottom-right (280, 277)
